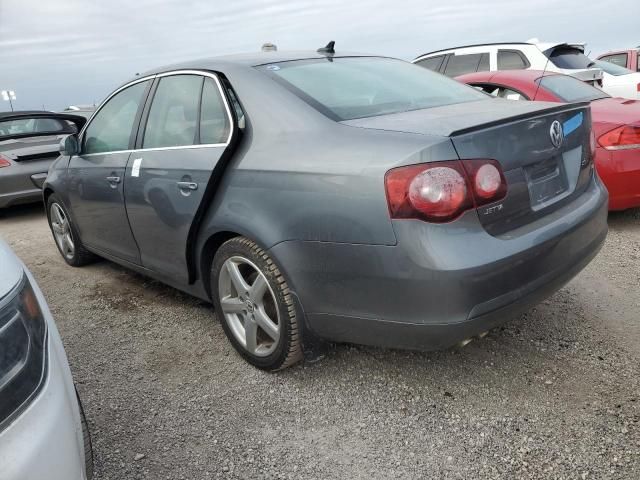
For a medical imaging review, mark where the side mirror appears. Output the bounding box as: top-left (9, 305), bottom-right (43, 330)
top-left (59, 135), bottom-right (80, 156)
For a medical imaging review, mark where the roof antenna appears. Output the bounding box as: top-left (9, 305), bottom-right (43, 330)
top-left (317, 41), bottom-right (335, 55)
top-left (262, 42), bottom-right (277, 52)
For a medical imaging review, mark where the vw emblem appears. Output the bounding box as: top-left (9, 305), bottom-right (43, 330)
top-left (549, 120), bottom-right (564, 148)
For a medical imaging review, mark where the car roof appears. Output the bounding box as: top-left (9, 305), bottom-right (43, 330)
top-left (414, 41), bottom-right (585, 60)
top-left (137, 50), bottom-right (382, 78)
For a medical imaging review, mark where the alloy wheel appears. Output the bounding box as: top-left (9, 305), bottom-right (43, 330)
top-left (50, 203), bottom-right (75, 260)
top-left (218, 256), bottom-right (281, 357)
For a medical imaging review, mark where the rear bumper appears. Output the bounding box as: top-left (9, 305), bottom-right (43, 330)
top-left (0, 165), bottom-right (49, 208)
top-left (0, 188), bottom-right (43, 208)
top-left (270, 174), bottom-right (608, 350)
top-left (596, 147), bottom-right (640, 211)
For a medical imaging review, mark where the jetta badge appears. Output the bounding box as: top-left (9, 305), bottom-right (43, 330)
top-left (550, 120), bottom-right (564, 148)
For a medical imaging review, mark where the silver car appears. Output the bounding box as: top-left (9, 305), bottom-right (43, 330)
top-left (0, 112), bottom-right (86, 208)
top-left (0, 239), bottom-right (93, 479)
top-left (44, 47), bottom-right (608, 370)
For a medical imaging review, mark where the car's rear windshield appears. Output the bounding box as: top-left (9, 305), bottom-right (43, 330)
top-left (258, 57), bottom-right (488, 121)
top-left (594, 60), bottom-right (633, 76)
top-left (538, 75), bottom-right (609, 102)
top-left (545, 46), bottom-right (594, 70)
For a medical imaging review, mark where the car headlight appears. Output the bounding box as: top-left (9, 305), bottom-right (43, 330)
top-left (0, 274), bottom-right (47, 430)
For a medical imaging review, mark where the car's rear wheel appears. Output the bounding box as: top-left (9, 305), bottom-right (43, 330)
top-left (212, 237), bottom-right (303, 371)
top-left (46, 194), bottom-right (96, 267)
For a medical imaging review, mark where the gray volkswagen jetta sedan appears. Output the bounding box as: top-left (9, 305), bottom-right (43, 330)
top-left (43, 47), bottom-right (608, 370)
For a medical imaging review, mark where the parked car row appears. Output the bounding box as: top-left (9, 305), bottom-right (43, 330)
top-left (0, 40), bottom-right (635, 479)
top-left (414, 40), bottom-right (640, 100)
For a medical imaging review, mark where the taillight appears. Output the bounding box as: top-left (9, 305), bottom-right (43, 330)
top-left (461, 160), bottom-right (507, 201)
top-left (598, 125), bottom-right (640, 150)
top-left (0, 154), bottom-right (11, 168)
top-left (637, 83), bottom-right (640, 92)
top-left (385, 159), bottom-right (507, 223)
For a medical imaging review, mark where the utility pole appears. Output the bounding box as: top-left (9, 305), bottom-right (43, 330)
top-left (1, 90), bottom-right (16, 111)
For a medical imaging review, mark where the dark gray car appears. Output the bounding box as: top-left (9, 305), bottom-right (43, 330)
top-left (0, 112), bottom-right (86, 208)
top-left (44, 49), bottom-right (608, 370)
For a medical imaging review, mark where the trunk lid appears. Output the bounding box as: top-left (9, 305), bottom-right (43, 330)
top-left (343, 99), bottom-right (593, 235)
top-left (0, 135), bottom-right (61, 162)
top-left (451, 103), bottom-right (593, 235)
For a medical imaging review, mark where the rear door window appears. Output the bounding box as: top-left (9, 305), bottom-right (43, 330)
top-left (83, 80), bottom-right (150, 154)
top-left (546, 47), bottom-right (593, 69)
top-left (143, 75), bottom-right (203, 149)
top-left (199, 78), bottom-right (231, 144)
top-left (415, 55), bottom-right (446, 73)
top-left (443, 53), bottom-right (486, 77)
top-left (497, 50), bottom-right (530, 70)
top-left (600, 53), bottom-right (629, 68)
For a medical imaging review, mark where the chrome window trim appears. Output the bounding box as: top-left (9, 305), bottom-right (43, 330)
top-left (79, 69), bottom-right (234, 157)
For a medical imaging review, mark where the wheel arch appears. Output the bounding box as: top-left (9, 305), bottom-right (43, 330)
top-left (199, 230), bottom-right (242, 300)
top-left (43, 186), bottom-right (55, 204)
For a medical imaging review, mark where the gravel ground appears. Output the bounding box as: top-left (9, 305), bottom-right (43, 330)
top-left (1, 204), bottom-right (639, 479)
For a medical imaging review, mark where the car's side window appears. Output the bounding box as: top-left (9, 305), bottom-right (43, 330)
top-left (477, 53), bottom-right (490, 72)
top-left (200, 78), bottom-right (231, 144)
top-left (443, 53), bottom-right (486, 77)
top-left (83, 80), bottom-right (150, 155)
top-left (497, 50), bottom-right (530, 70)
top-left (415, 55), bottom-right (446, 73)
top-left (143, 75), bottom-right (203, 149)
top-left (473, 84), bottom-right (528, 101)
top-left (600, 53), bottom-right (629, 68)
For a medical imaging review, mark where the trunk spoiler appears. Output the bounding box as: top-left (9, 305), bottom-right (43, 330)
top-left (449, 101), bottom-right (591, 137)
top-left (0, 112), bottom-right (87, 142)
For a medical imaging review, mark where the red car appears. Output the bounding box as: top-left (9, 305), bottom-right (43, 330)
top-left (457, 70), bottom-right (640, 211)
top-left (597, 48), bottom-right (639, 72)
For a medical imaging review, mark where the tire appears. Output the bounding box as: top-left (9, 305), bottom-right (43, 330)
top-left (76, 392), bottom-right (94, 480)
top-left (46, 194), bottom-right (96, 267)
top-left (211, 237), bottom-right (303, 371)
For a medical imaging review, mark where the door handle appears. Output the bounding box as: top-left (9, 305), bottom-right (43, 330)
top-left (106, 176), bottom-right (121, 184)
top-left (177, 181), bottom-right (198, 191)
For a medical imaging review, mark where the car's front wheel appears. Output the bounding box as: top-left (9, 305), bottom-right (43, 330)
top-left (211, 237), bottom-right (303, 371)
top-left (46, 194), bottom-right (96, 267)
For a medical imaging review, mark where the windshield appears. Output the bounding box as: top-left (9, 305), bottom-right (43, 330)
top-left (546, 46), bottom-right (594, 69)
top-left (538, 75), bottom-right (610, 102)
top-left (594, 60), bottom-right (634, 76)
top-left (259, 57), bottom-right (488, 121)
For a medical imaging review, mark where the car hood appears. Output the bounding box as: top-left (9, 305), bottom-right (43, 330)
top-left (591, 97), bottom-right (640, 127)
top-left (0, 239), bottom-right (24, 300)
top-left (341, 98), bottom-right (571, 137)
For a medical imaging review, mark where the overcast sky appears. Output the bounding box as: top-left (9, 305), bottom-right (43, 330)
top-left (0, 0), bottom-right (637, 111)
